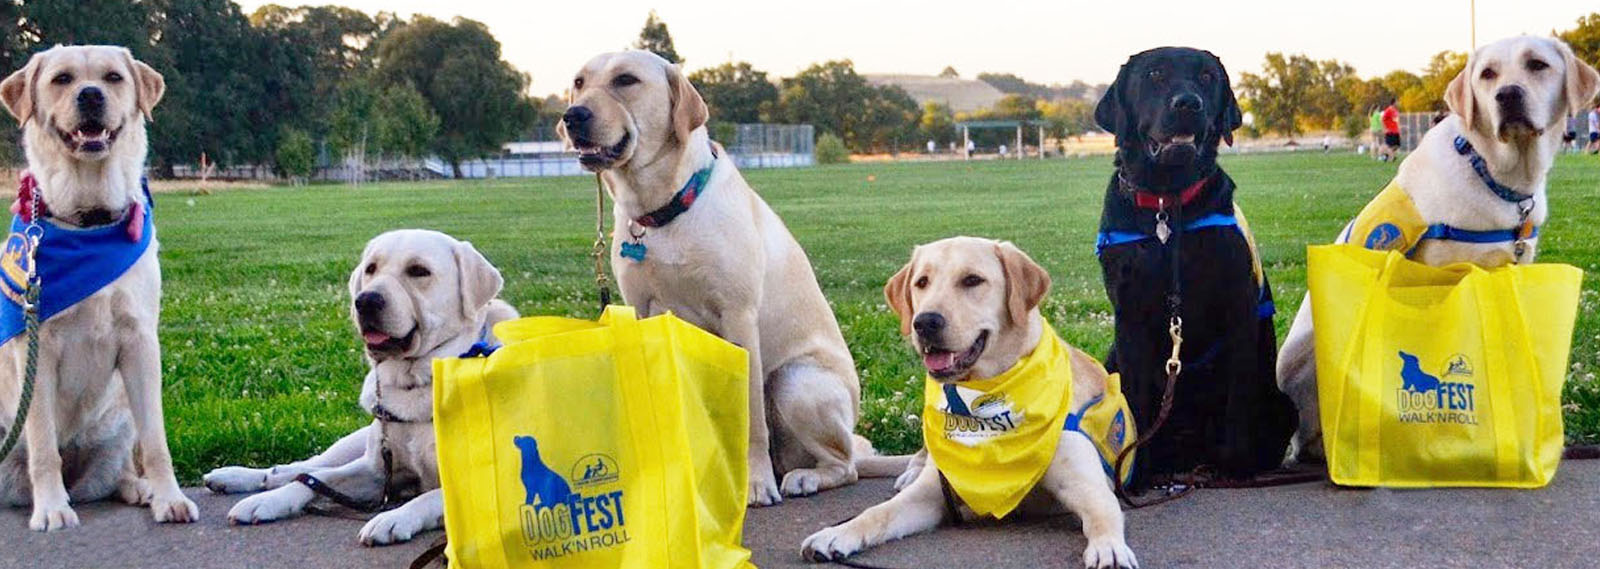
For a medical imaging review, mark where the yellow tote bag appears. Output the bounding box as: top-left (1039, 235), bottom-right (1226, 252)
top-left (433, 306), bottom-right (755, 569)
top-left (1308, 245), bottom-right (1581, 488)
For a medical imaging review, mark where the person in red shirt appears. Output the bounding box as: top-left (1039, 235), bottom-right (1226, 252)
top-left (1380, 99), bottom-right (1401, 162)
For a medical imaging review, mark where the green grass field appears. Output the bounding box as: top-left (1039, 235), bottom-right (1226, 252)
top-left (155, 152), bottom-right (1600, 483)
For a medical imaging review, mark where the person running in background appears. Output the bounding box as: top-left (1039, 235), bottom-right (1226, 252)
top-left (1368, 107), bottom-right (1383, 159)
top-left (1322, 134), bottom-right (1331, 153)
top-left (1380, 100), bottom-right (1401, 162)
top-left (1565, 114), bottom-right (1580, 153)
top-left (1580, 104), bottom-right (1593, 154)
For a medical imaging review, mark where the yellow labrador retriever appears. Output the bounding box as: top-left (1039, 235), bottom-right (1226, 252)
top-left (1277, 36), bottom-right (1600, 463)
top-left (803, 238), bottom-right (1136, 569)
top-left (0, 46), bottom-right (195, 530)
top-left (204, 230), bottom-right (516, 545)
top-left (559, 51), bottom-right (895, 506)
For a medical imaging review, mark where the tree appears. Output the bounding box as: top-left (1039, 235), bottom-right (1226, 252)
top-left (919, 102), bottom-right (956, 144)
top-left (1380, 71), bottom-right (1423, 108)
top-left (373, 16), bottom-right (534, 177)
top-left (249, 5), bottom-right (384, 135)
top-left (276, 127), bottom-right (314, 181)
top-left (1038, 98), bottom-right (1095, 138)
top-left (1402, 51), bottom-right (1466, 112)
top-left (688, 62), bottom-right (778, 124)
top-left (375, 84), bottom-right (439, 161)
top-left (634, 10), bottom-right (680, 64)
top-left (768, 60), bottom-right (918, 153)
top-left (1238, 53), bottom-right (1322, 137)
top-left (938, 66), bottom-right (959, 79)
top-left (1557, 13), bottom-right (1600, 70)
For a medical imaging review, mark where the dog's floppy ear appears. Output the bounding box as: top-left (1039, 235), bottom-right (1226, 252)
top-left (1445, 52), bottom-right (1479, 132)
top-left (1094, 63), bottom-right (1132, 140)
top-left (995, 241), bottom-right (1050, 328)
top-left (1208, 52), bottom-right (1243, 147)
top-left (884, 250), bottom-right (918, 336)
top-left (666, 62), bottom-right (708, 145)
top-left (454, 240), bottom-right (504, 320)
top-left (122, 50), bottom-right (165, 122)
top-left (0, 52), bottom-right (42, 124)
top-left (1556, 40), bottom-right (1600, 117)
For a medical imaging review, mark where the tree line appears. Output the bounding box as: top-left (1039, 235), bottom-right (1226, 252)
top-left (0, 1), bottom-right (536, 178)
top-left (1238, 13), bottom-right (1600, 140)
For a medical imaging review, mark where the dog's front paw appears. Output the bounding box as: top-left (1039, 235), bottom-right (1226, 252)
top-left (800, 525), bottom-right (866, 562)
top-left (228, 490), bottom-right (301, 525)
top-left (204, 466), bottom-right (267, 494)
top-left (29, 501), bottom-right (79, 532)
top-left (893, 464), bottom-right (923, 492)
top-left (1083, 537), bottom-right (1138, 569)
top-left (151, 491), bottom-right (199, 523)
top-left (780, 468), bottom-right (824, 497)
top-left (117, 476), bottom-right (152, 505)
top-left (748, 470), bottom-right (782, 507)
top-left (359, 509), bottom-right (427, 546)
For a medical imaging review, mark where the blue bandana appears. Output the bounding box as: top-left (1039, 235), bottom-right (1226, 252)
top-left (0, 180), bottom-right (155, 344)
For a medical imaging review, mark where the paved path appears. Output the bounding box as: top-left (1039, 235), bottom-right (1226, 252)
top-left (3, 461), bottom-right (1597, 568)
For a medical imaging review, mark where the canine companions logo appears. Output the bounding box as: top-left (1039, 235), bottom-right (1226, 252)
top-left (939, 384), bottom-right (1023, 446)
top-left (1106, 410), bottom-right (1127, 451)
top-left (0, 232), bottom-right (33, 304)
top-left (513, 435), bottom-right (629, 559)
top-left (1365, 223), bottom-right (1404, 251)
top-left (1394, 351), bottom-right (1477, 425)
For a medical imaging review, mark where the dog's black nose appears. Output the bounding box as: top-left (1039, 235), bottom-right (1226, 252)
top-left (1494, 85), bottom-right (1525, 105)
top-left (77, 87), bottom-right (104, 116)
top-left (354, 291), bottom-right (386, 316)
top-left (912, 312), bottom-right (946, 337)
top-left (563, 106), bottom-right (593, 128)
top-left (1170, 92), bottom-right (1202, 113)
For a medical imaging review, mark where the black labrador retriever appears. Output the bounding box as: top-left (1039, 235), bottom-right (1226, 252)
top-left (1093, 47), bottom-right (1295, 487)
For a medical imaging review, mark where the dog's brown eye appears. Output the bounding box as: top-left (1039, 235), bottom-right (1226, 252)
top-left (1148, 69), bottom-right (1164, 81)
top-left (960, 275), bottom-right (985, 288)
top-left (104, 72), bottom-right (123, 83)
top-left (1199, 71), bottom-right (1214, 83)
top-left (405, 265), bottom-right (431, 278)
top-left (573, 76), bottom-right (584, 89)
top-left (1479, 67), bottom-right (1498, 81)
top-left (365, 263), bottom-right (377, 275)
top-left (1526, 59), bottom-right (1548, 72)
top-left (51, 73), bottom-right (72, 85)
top-left (913, 276), bottom-right (929, 289)
top-left (612, 74), bottom-right (640, 87)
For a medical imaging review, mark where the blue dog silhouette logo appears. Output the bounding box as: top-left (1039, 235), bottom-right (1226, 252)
top-left (512, 435), bottom-right (629, 558)
top-left (1394, 351), bottom-right (1477, 425)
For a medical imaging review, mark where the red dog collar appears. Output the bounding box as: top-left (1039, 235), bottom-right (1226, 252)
top-left (1129, 174), bottom-right (1212, 211)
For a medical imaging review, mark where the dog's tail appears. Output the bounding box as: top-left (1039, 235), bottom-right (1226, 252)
top-left (852, 435), bottom-right (914, 478)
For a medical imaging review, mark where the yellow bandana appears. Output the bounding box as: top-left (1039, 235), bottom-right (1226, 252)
top-left (922, 323), bottom-right (1136, 518)
top-left (1341, 182), bottom-right (1429, 254)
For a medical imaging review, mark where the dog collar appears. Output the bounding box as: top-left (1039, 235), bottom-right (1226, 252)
top-left (1453, 136), bottom-right (1535, 204)
top-left (14, 170), bottom-right (150, 241)
top-left (632, 142), bottom-right (719, 229)
top-left (1121, 172), bottom-right (1212, 210)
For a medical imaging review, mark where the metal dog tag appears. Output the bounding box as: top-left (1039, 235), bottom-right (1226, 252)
top-left (1155, 217), bottom-right (1171, 244)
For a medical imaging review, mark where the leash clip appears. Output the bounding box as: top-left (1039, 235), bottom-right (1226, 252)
top-left (1165, 316), bottom-right (1183, 376)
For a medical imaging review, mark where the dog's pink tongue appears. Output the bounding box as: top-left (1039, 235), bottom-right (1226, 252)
top-left (363, 331), bottom-right (390, 345)
top-left (923, 352), bottom-right (956, 372)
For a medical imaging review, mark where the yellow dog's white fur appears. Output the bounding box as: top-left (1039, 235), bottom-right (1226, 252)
top-left (203, 230), bottom-right (516, 546)
top-left (1277, 36), bottom-right (1600, 462)
top-left (560, 51), bottom-right (893, 507)
top-left (0, 45), bottom-right (194, 531)
top-left (802, 238), bottom-right (1136, 569)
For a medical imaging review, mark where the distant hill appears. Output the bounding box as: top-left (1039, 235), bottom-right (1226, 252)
top-left (864, 74), bottom-right (1006, 113)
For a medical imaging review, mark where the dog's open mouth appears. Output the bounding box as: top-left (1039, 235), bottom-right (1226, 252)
top-left (575, 132), bottom-right (631, 170)
top-left (54, 122), bottom-right (120, 154)
top-left (362, 327), bottom-right (417, 354)
top-left (921, 330), bottom-right (989, 380)
top-left (1147, 133), bottom-right (1197, 158)
top-left (1496, 116), bottom-right (1542, 142)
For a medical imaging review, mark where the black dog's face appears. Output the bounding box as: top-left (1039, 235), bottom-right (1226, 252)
top-left (1096, 47), bottom-right (1242, 170)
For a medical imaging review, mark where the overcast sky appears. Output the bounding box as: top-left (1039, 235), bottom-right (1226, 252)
top-left (235, 0), bottom-right (1596, 96)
